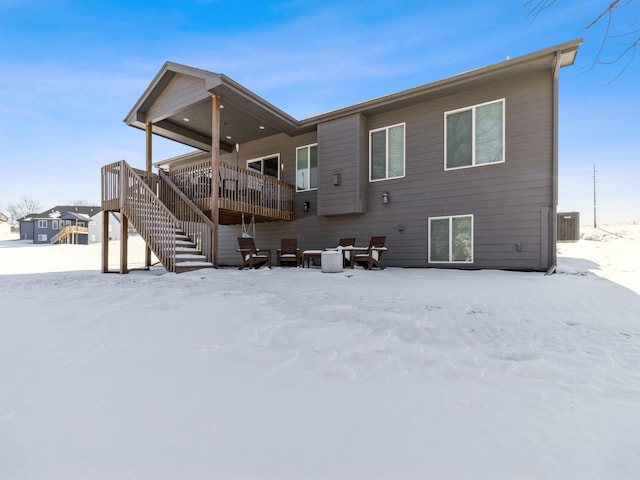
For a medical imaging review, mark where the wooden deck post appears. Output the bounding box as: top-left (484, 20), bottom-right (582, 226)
top-left (144, 122), bottom-right (153, 268)
top-left (120, 211), bottom-right (129, 274)
top-left (211, 95), bottom-right (220, 267)
top-left (102, 211), bottom-right (109, 273)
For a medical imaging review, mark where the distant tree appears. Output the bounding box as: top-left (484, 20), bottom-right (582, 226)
top-left (525, 0), bottom-right (639, 80)
top-left (69, 199), bottom-right (95, 206)
top-left (6, 196), bottom-right (42, 222)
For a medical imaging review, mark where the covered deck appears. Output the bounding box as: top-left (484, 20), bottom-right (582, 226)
top-left (160, 159), bottom-right (295, 225)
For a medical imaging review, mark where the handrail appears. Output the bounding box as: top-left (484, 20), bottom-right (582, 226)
top-left (101, 160), bottom-right (180, 272)
top-left (158, 169), bottom-right (216, 266)
top-left (51, 225), bottom-right (89, 244)
top-left (165, 160), bottom-right (295, 221)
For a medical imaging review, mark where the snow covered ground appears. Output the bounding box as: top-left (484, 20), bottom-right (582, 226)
top-left (1, 225), bottom-right (639, 480)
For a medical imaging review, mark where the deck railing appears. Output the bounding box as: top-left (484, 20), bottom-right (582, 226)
top-left (102, 160), bottom-right (180, 272)
top-left (165, 160), bottom-right (295, 221)
top-left (158, 169), bottom-right (216, 265)
top-left (51, 225), bottom-right (89, 244)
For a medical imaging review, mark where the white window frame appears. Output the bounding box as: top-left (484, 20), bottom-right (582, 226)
top-left (37, 220), bottom-right (47, 228)
top-left (37, 234), bottom-right (48, 242)
top-left (444, 99), bottom-right (505, 171)
top-left (52, 220), bottom-right (59, 229)
top-left (246, 153), bottom-right (281, 180)
top-left (296, 143), bottom-right (318, 191)
top-left (428, 214), bottom-right (474, 264)
top-left (369, 122), bottom-right (406, 182)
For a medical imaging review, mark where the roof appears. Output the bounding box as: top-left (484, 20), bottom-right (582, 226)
top-left (0, 212), bottom-right (8, 223)
top-left (126, 38), bottom-right (582, 154)
top-left (19, 206), bottom-right (101, 221)
top-left (61, 211), bottom-right (91, 221)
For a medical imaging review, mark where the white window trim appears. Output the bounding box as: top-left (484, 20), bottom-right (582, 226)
top-left (37, 234), bottom-right (48, 241)
top-left (52, 220), bottom-right (59, 229)
top-left (296, 143), bottom-right (318, 192)
top-left (37, 220), bottom-right (47, 228)
top-left (246, 153), bottom-right (281, 180)
top-left (444, 99), bottom-right (505, 171)
top-left (369, 122), bottom-right (406, 182)
top-left (428, 214), bottom-right (474, 264)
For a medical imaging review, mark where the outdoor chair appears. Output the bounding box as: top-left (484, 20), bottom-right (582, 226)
top-left (331, 237), bottom-right (356, 267)
top-left (277, 238), bottom-right (301, 267)
top-left (237, 237), bottom-right (272, 270)
top-left (352, 236), bottom-right (387, 270)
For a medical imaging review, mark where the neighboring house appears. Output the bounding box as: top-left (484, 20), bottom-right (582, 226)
top-left (88, 210), bottom-right (121, 243)
top-left (19, 205), bottom-right (101, 244)
top-left (0, 212), bottom-right (11, 237)
top-left (101, 39), bottom-right (582, 273)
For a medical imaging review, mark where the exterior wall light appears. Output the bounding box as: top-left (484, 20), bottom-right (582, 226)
top-left (382, 192), bottom-right (390, 204)
top-left (303, 201), bottom-right (310, 212)
top-left (333, 173), bottom-right (341, 186)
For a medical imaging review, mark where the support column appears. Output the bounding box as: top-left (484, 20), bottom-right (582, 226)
top-left (120, 211), bottom-right (129, 274)
top-left (145, 122), bottom-right (153, 268)
top-left (102, 211), bottom-right (109, 273)
top-left (210, 95), bottom-right (220, 267)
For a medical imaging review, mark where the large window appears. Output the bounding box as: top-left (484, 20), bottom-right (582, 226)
top-left (445, 99), bottom-right (504, 170)
top-left (429, 215), bottom-right (473, 263)
top-left (370, 123), bottom-right (405, 181)
top-left (296, 144), bottom-right (318, 191)
top-left (37, 220), bottom-right (47, 228)
top-left (247, 154), bottom-right (280, 179)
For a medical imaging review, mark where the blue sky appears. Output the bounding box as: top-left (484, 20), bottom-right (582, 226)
top-left (1, 0), bottom-right (638, 223)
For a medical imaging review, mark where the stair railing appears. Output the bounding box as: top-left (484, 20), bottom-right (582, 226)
top-left (158, 169), bottom-right (216, 266)
top-left (51, 225), bottom-right (89, 244)
top-left (102, 160), bottom-right (180, 272)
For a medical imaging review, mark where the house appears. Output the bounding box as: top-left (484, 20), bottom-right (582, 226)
top-left (0, 212), bottom-right (11, 237)
top-left (88, 210), bottom-right (122, 243)
top-left (19, 205), bottom-right (100, 244)
top-left (101, 39), bottom-right (582, 273)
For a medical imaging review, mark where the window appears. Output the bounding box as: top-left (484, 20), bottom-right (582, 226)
top-left (370, 123), bottom-right (405, 181)
top-left (52, 220), bottom-right (59, 229)
top-left (37, 220), bottom-right (47, 228)
top-left (37, 234), bottom-right (48, 242)
top-left (65, 220), bottom-right (72, 226)
top-left (247, 154), bottom-right (280, 179)
top-left (296, 144), bottom-right (318, 191)
top-left (445, 99), bottom-right (504, 170)
top-left (429, 215), bottom-right (473, 263)
top-left (79, 222), bottom-right (86, 227)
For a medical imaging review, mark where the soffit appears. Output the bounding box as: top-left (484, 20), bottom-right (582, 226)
top-left (125, 63), bottom-right (300, 152)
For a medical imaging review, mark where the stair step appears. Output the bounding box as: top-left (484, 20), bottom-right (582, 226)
top-left (176, 253), bottom-right (207, 261)
top-left (175, 261), bottom-right (215, 273)
top-left (176, 246), bottom-right (200, 253)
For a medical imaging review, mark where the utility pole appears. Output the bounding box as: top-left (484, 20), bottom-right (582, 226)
top-left (593, 164), bottom-right (597, 228)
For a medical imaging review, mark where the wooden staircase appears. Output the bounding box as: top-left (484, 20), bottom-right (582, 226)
top-left (51, 225), bottom-right (89, 244)
top-left (174, 229), bottom-right (214, 273)
top-left (101, 160), bottom-right (215, 273)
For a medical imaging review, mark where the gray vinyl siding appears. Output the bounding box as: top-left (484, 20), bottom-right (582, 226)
top-left (146, 74), bottom-right (207, 122)
top-left (213, 70), bottom-right (555, 270)
top-left (317, 114), bottom-right (367, 215)
top-left (19, 220), bottom-right (33, 240)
